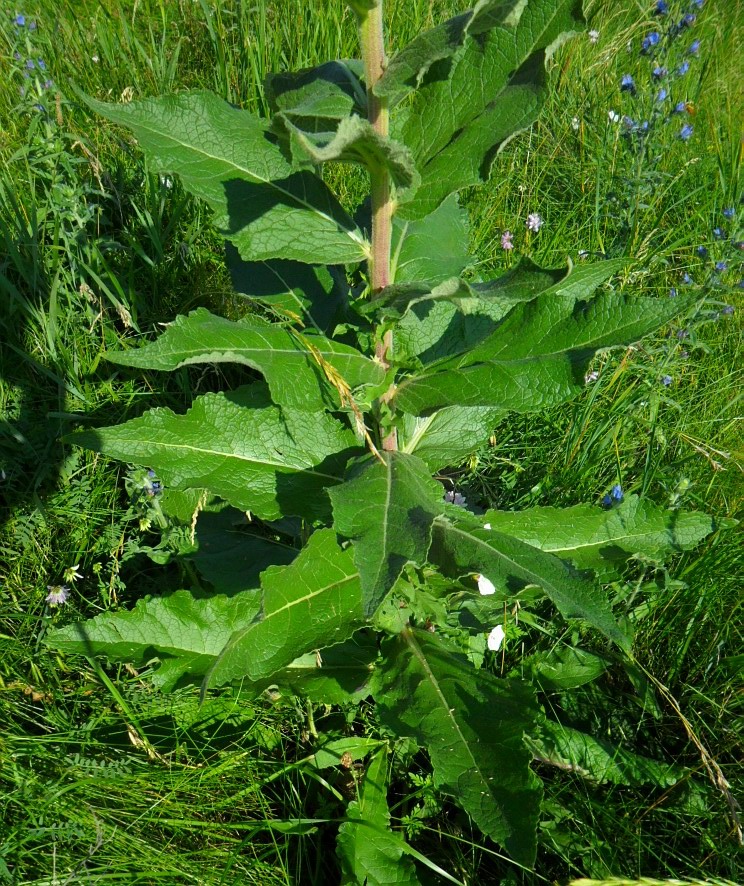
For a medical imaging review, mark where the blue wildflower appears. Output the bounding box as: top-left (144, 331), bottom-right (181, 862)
top-left (678, 61), bottom-right (690, 75)
top-left (655, 0), bottom-right (668, 12)
top-left (14, 13), bottom-right (25, 26)
top-left (669, 287), bottom-right (677, 297)
top-left (25, 59), bottom-right (34, 70)
top-left (722, 305), bottom-right (734, 315)
top-left (652, 65), bottom-right (668, 79)
top-left (715, 261), bottom-right (728, 271)
top-left (680, 123), bottom-right (694, 140)
top-left (642, 31), bottom-right (661, 51)
top-left (37, 59), bottom-right (46, 70)
top-left (676, 329), bottom-right (689, 339)
top-left (722, 207), bottom-right (735, 219)
top-left (611, 484), bottom-right (624, 503)
top-left (688, 39), bottom-right (701, 54)
top-left (681, 13), bottom-right (696, 27)
top-left (656, 87), bottom-right (668, 102)
top-left (28, 19), bottom-right (35, 29)
top-left (692, 0), bottom-right (704, 6)
top-left (697, 245), bottom-right (708, 258)
top-left (43, 78), bottom-right (53, 89)
top-left (662, 375), bottom-right (673, 386)
top-left (622, 115), bottom-right (636, 129)
top-left (601, 493), bottom-right (613, 509)
top-left (713, 227), bottom-right (726, 239)
top-left (620, 74), bottom-right (636, 94)
top-left (13, 51), bottom-right (21, 61)
top-left (674, 101), bottom-right (687, 113)
top-left (682, 272), bottom-right (693, 284)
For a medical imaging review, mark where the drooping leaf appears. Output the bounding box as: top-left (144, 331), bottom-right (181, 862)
top-left (337, 747), bottom-right (420, 886)
top-left (80, 90), bottom-right (368, 264)
top-left (267, 59), bottom-right (367, 127)
top-left (390, 194), bottom-right (471, 285)
top-left (399, 406), bottom-right (503, 470)
top-left (275, 114), bottom-right (420, 198)
top-left (227, 245), bottom-right (349, 334)
top-left (329, 453), bottom-right (445, 618)
top-left (106, 308), bottom-right (386, 411)
top-left (46, 589), bottom-right (262, 691)
top-left (190, 507), bottom-right (297, 595)
top-left (68, 384), bottom-right (363, 522)
top-left (527, 718), bottom-right (685, 787)
top-left (394, 0), bottom-right (584, 218)
top-left (522, 646), bottom-right (608, 692)
top-left (204, 529), bottom-right (365, 687)
top-left (394, 293), bottom-right (691, 415)
top-left (376, 0), bottom-right (527, 106)
top-left (431, 516), bottom-right (631, 651)
top-left (482, 495), bottom-right (715, 579)
top-left (372, 628), bottom-right (543, 865)
top-left (391, 257), bottom-right (619, 365)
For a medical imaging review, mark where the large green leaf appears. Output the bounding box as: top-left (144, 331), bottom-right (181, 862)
top-left (337, 747), bottom-right (420, 886)
top-left (190, 507), bottom-right (297, 595)
top-left (373, 629), bottom-right (543, 865)
top-left (106, 308), bottom-right (386, 412)
top-left (46, 589), bottom-right (262, 691)
top-left (394, 293), bottom-right (690, 414)
top-left (329, 453), bottom-right (445, 618)
top-left (431, 516), bottom-right (631, 652)
top-left (399, 406), bottom-right (503, 470)
top-left (204, 529), bottom-right (365, 687)
top-left (390, 194), bottom-right (470, 285)
top-left (227, 245), bottom-right (348, 334)
top-left (81, 90), bottom-right (368, 264)
top-left (482, 496), bottom-right (715, 579)
top-left (527, 718), bottom-right (685, 787)
top-left (69, 384), bottom-right (363, 522)
top-left (391, 258), bottom-right (617, 365)
top-left (267, 60), bottom-right (367, 126)
top-left (394, 0), bottom-right (584, 218)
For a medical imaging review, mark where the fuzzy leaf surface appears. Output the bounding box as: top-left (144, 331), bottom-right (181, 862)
top-left (431, 516), bottom-right (630, 651)
top-left (267, 60), bottom-right (367, 125)
top-left (205, 529), bottom-right (365, 687)
top-left (373, 629), bottom-right (542, 865)
top-left (81, 90), bottom-right (368, 264)
top-left (329, 453), bottom-right (445, 617)
top-left (395, 0), bottom-right (584, 218)
top-left (69, 384), bottom-right (362, 522)
top-left (395, 293), bottom-right (690, 414)
top-left (337, 748), bottom-right (419, 886)
top-left (107, 308), bottom-right (385, 411)
top-left (482, 496), bottom-right (715, 578)
top-left (46, 589), bottom-right (261, 691)
top-left (400, 406), bottom-right (503, 470)
top-left (527, 719), bottom-right (685, 787)
top-left (227, 245), bottom-right (348, 334)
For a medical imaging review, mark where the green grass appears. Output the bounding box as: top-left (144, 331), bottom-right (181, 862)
top-left (1, 0), bottom-right (741, 883)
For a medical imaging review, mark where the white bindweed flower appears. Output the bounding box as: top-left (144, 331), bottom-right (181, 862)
top-left (477, 574), bottom-right (496, 596)
top-left (483, 523), bottom-right (491, 530)
top-left (608, 109), bottom-right (620, 123)
top-left (487, 624), bottom-right (505, 652)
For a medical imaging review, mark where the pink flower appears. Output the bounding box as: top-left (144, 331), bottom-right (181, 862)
top-left (501, 230), bottom-right (514, 250)
top-left (46, 585), bottom-right (70, 606)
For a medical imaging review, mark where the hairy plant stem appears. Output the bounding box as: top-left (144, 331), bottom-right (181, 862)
top-left (359, 0), bottom-right (397, 451)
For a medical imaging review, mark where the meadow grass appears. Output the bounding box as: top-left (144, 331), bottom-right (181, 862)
top-left (0, 0), bottom-right (741, 883)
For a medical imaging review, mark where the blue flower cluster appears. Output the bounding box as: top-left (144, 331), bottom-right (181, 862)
top-left (10, 11), bottom-right (54, 112)
top-left (601, 484), bottom-right (624, 509)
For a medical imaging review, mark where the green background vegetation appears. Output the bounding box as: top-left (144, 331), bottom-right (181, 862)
top-left (0, 0), bottom-right (741, 883)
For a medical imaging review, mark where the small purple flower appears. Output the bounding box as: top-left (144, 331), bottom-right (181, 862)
top-left (37, 59), bottom-right (46, 70)
top-left (501, 230), bottom-right (513, 250)
top-left (43, 78), bottom-right (53, 89)
top-left (722, 305), bottom-right (734, 315)
top-left (680, 123), bottom-right (694, 140)
top-left (656, 88), bottom-right (668, 102)
top-left (715, 261), bottom-right (728, 271)
top-left (722, 207), bottom-right (735, 219)
top-left (46, 585), bottom-right (70, 606)
top-left (688, 39), bottom-right (701, 54)
top-left (611, 484), bottom-right (624, 503)
top-left (642, 32), bottom-right (661, 52)
top-left (25, 59), bottom-right (35, 70)
top-left (526, 213), bottom-right (543, 233)
top-left (669, 287), bottom-right (677, 297)
top-left (444, 490), bottom-right (467, 507)
top-left (662, 375), bottom-right (673, 387)
top-left (713, 227), bottom-right (726, 239)
top-left (696, 245), bottom-right (708, 258)
top-left (620, 74), bottom-right (636, 94)
top-left (29, 20), bottom-right (36, 29)
top-left (652, 66), bottom-right (668, 79)
top-left (655, 0), bottom-right (668, 13)
top-left (13, 50), bottom-right (21, 60)
top-left (14, 13), bottom-right (25, 26)
top-left (678, 61), bottom-right (690, 75)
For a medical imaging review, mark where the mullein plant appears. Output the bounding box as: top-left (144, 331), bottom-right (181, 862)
top-left (46, 0), bottom-right (731, 877)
